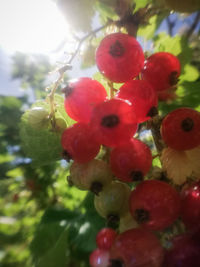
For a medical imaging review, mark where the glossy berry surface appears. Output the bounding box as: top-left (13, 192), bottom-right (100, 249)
top-left (163, 232), bottom-right (200, 267)
top-left (161, 107), bottom-right (200, 150)
top-left (110, 138), bottom-right (152, 182)
top-left (90, 98), bottom-right (138, 147)
top-left (109, 228), bottom-right (164, 267)
top-left (116, 80), bottom-right (158, 123)
top-left (96, 228), bottom-right (117, 250)
top-left (63, 77), bottom-right (107, 123)
top-left (141, 52), bottom-right (181, 91)
top-left (89, 248), bottom-right (110, 267)
top-left (96, 32), bottom-right (144, 83)
top-left (180, 181), bottom-right (200, 229)
top-left (129, 180), bottom-right (181, 231)
top-left (61, 123), bottom-right (100, 163)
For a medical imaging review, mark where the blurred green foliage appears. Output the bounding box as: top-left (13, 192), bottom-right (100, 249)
top-left (1, 1), bottom-right (200, 266)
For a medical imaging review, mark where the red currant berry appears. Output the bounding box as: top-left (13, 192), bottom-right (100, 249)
top-left (141, 52), bottom-right (181, 91)
top-left (129, 180), bottom-right (181, 231)
top-left (116, 80), bottom-right (158, 123)
top-left (96, 228), bottom-right (117, 250)
top-left (109, 228), bottom-right (164, 267)
top-left (163, 232), bottom-right (200, 267)
top-left (90, 98), bottom-right (138, 147)
top-left (161, 107), bottom-right (200, 150)
top-left (180, 180), bottom-right (200, 229)
top-left (110, 138), bottom-right (152, 183)
top-left (96, 33), bottom-right (144, 83)
top-left (61, 123), bottom-right (100, 163)
top-left (63, 77), bottom-right (107, 123)
top-left (90, 248), bottom-right (110, 267)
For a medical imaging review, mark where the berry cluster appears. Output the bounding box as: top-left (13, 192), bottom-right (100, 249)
top-left (60, 32), bottom-right (200, 266)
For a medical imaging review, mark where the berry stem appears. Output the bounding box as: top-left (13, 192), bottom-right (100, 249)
top-left (108, 81), bottom-right (115, 99)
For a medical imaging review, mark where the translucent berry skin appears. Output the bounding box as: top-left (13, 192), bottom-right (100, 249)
top-left (163, 232), bottom-right (200, 267)
top-left (69, 159), bottom-right (113, 194)
top-left (110, 138), bottom-right (152, 183)
top-left (90, 98), bottom-right (138, 147)
top-left (89, 248), bottom-right (110, 267)
top-left (61, 123), bottom-right (100, 163)
top-left (94, 181), bottom-right (131, 219)
top-left (116, 80), bottom-right (158, 123)
top-left (96, 228), bottom-right (117, 250)
top-left (161, 107), bottom-right (200, 151)
top-left (180, 181), bottom-right (200, 229)
top-left (129, 180), bottom-right (181, 231)
top-left (141, 52), bottom-right (181, 91)
top-left (96, 33), bottom-right (144, 83)
top-left (63, 77), bottom-right (107, 123)
top-left (109, 228), bottom-right (164, 267)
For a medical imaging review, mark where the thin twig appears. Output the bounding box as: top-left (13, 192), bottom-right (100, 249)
top-left (166, 16), bottom-right (175, 36)
top-left (186, 11), bottom-right (200, 39)
top-left (68, 20), bottom-right (113, 64)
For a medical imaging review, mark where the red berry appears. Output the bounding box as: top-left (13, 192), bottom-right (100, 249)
top-left (161, 107), bottom-right (200, 150)
top-left (116, 80), bottom-right (158, 123)
top-left (163, 232), bottom-right (200, 267)
top-left (61, 123), bottom-right (100, 163)
top-left (110, 138), bottom-right (152, 182)
top-left (141, 52), bottom-right (181, 91)
top-left (96, 228), bottom-right (117, 250)
top-left (109, 228), bottom-right (164, 267)
top-left (90, 98), bottom-right (138, 147)
top-left (96, 33), bottom-right (144, 83)
top-left (63, 77), bottom-right (107, 123)
top-left (129, 180), bottom-right (181, 231)
top-left (180, 180), bottom-right (200, 229)
top-left (89, 248), bottom-right (110, 267)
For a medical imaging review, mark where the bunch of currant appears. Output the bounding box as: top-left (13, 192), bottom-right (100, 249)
top-left (60, 32), bottom-right (200, 267)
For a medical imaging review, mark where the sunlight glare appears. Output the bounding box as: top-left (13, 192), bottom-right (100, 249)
top-left (0, 0), bottom-right (73, 54)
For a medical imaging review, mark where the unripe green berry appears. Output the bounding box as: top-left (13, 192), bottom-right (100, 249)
top-left (69, 159), bottom-right (113, 195)
top-left (94, 181), bottom-right (131, 219)
top-left (28, 107), bottom-right (49, 130)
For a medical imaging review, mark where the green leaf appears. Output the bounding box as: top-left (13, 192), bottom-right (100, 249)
top-left (133, 0), bottom-right (151, 11)
top-left (180, 64), bottom-right (199, 82)
top-left (138, 15), bottom-right (165, 40)
top-left (153, 33), bottom-right (192, 67)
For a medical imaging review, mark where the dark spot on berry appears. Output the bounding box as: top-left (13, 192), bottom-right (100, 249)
top-left (134, 209), bottom-right (150, 224)
top-left (107, 214), bottom-right (120, 229)
top-left (62, 85), bottom-right (74, 97)
top-left (62, 150), bottom-right (72, 162)
top-left (181, 117), bottom-right (194, 132)
top-left (109, 40), bottom-right (125, 57)
top-left (109, 259), bottom-right (125, 267)
top-left (90, 181), bottom-right (103, 195)
top-left (130, 170), bottom-right (144, 181)
top-left (147, 106), bottom-right (158, 117)
top-left (169, 71), bottom-right (179, 86)
top-left (101, 114), bottom-right (120, 128)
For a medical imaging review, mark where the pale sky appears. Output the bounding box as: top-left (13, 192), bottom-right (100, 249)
top-left (0, 0), bottom-right (97, 97)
